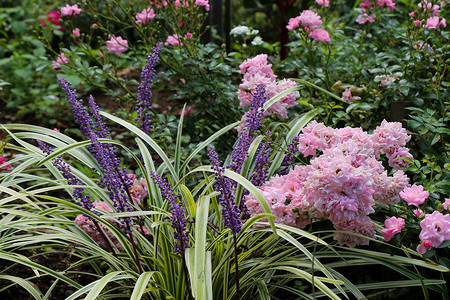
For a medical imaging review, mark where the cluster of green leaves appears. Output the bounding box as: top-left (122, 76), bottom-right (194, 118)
top-left (0, 0), bottom-right (63, 123)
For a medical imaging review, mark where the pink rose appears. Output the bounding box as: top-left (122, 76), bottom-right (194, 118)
top-left (52, 53), bottom-right (69, 70)
top-left (195, 0), bottom-right (210, 11)
top-left (400, 184), bottom-right (429, 207)
top-left (60, 4), bottom-right (82, 16)
top-left (417, 240), bottom-right (432, 254)
top-left (106, 35), bottom-right (128, 55)
top-left (135, 8), bottom-right (155, 24)
top-left (72, 28), bottom-right (80, 37)
top-left (308, 28), bottom-right (331, 43)
top-left (165, 34), bottom-right (183, 46)
top-left (316, 0), bottom-right (329, 7)
top-left (418, 211), bottom-right (450, 248)
top-left (443, 198), bottom-right (450, 210)
top-left (414, 209), bottom-right (424, 217)
top-left (381, 216), bottom-right (405, 241)
top-left (40, 11), bottom-right (61, 30)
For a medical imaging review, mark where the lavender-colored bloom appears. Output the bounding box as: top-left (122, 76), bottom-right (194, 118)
top-left (208, 148), bottom-right (242, 235)
top-left (251, 132), bottom-right (271, 187)
top-left (151, 172), bottom-right (190, 255)
top-left (229, 84), bottom-right (267, 174)
top-left (58, 77), bottom-right (134, 233)
top-left (136, 43), bottom-right (162, 134)
top-left (279, 136), bottom-right (299, 176)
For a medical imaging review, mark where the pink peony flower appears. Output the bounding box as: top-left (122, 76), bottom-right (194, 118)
top-left (400, 184), bottom-right (429, 206)
top-left (308, 28), bottom-right (331, 43)
top-left (443, 198), bottom-right (450, 210)
top-left (165, 34), bottom-right (183, 46)
top-left (298, 10), bottom-right (322, 29)
top-left (316, 0), bottom-right (329, 7)
top-left (419, 211), bottom-right (450, 247)
top-left (106, 35), bottom-right (128, 55)
top-left (381, 216), bottom-right (405, 241)
top-left (52, 53), bottom-right (68, 70)
top-left (135, 8), bottom-right (155, 24)
top-left (417, 240), bottom-right (432, 254)
top-left (72, 28), bottom-right (80, 37)
top-left (60, 4), bottom-right (82, 16)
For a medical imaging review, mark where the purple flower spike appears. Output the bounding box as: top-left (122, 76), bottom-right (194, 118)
top-left (208, 148), bottom-right (242, 235)
top-left (229, 84), bottom-right (267, 174)
top-left (251, 131), bottom-right (272, 187)
top-left (136, 43), bottom-right (162, 134)
top-left (151, 172), bottom-right (190, 255)
top-left (58, 77), bottom-right (134, 233)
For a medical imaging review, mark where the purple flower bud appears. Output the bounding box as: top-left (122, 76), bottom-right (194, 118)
top-left (136, 43), bottom-right (162, 134)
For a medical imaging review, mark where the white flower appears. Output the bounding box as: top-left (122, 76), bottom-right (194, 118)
top-left (251, 36), bottom-right (263, 45)
top-left (230, 25), bottom-right (250, 36)
top-left (250, 29), bottom-right (259, 35)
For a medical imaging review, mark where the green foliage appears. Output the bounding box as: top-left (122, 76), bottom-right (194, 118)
top-left (0, 1), bottom-right (62, 122)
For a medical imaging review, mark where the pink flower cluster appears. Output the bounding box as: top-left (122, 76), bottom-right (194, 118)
top-left (128, 174), bottom-right (148, 206)
top-left (410, 1), bottom-right (446, 29)
top-left (356, 0), bottom-right (395, 24)
top-left (106, 35), bottom-right (128, 55)
top-left (238, 54), bottom-right (299, 120)
top-left (149, 0), bottom-right (209, 11)
top-left (75, 201), bottom-right (123, 248)
top-left (287, 10), bottom-right (331, 43)
top-left (245, 120), bottom-right (411, 247)
top-left (135, 8), bottom-right (156, 24)
top-left (76, 200), bottom-right (151, 249)
top-left (374, 74), bottom-right (396, 87)
top-left (60, 4), bottom-right (81, 16)
top-left (52, 53), bottom-right (69, 70)
top-left (371, 120), bottom-right (413, 170)
top-left (417, 211), bottom-right (450, 254)
top-left (164, 34), bottom-right (186, 46)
